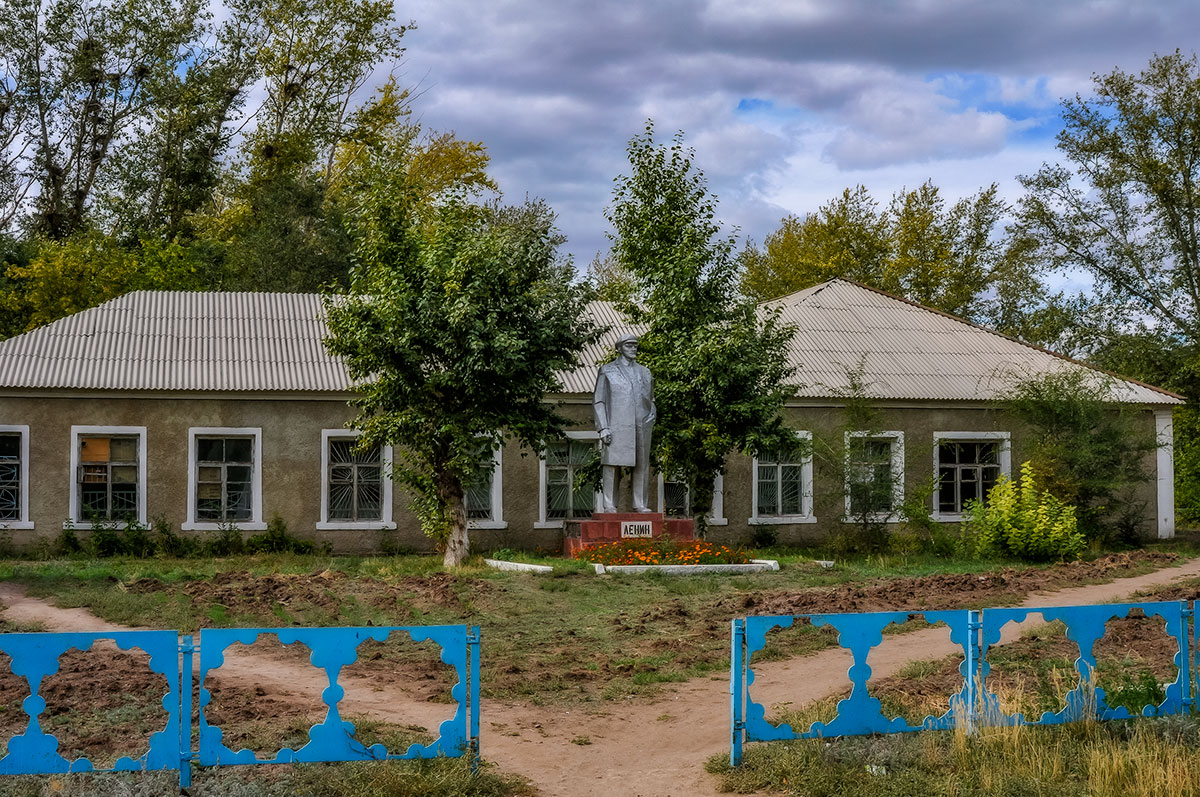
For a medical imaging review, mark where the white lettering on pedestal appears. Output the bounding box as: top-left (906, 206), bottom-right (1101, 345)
top-left (621, 521), bottom-right (653, 538)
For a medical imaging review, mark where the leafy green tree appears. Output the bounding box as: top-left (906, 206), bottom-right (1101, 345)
top-left (1003, 368), bottom-right (1158, 542)
top-left (739, 181), bottom-right (1071, 344)
top-left (325, 143), bottom-right (596, 566)
top-left (0, 0), bottom-right (206, 238)
top-left (1, 231), bottom-right (206, 333)
top-left (606, 122), bottom-right (796, 532)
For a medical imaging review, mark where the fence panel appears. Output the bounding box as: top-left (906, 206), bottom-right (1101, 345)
top-left (196, 625), bottom-right (479, 767)
top-left (732, 610), bottom-right (974, 764)
top-left (0, 631), bottom-right (181, 775)
top-left (733, 599), bottom-right (1197, 765)
top-left (979, 600), bottom-right (1190, 725)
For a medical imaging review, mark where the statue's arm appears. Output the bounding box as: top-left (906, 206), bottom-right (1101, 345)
top-left (593, 371), bottom-right (613, 444)
top-left (646, 373), bottom-right (656, 424)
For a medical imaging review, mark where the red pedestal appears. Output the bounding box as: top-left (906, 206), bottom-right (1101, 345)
top-left (563, 512), bottom-right (695, 557)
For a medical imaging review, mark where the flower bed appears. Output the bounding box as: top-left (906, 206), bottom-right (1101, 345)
top-left (574, 537), bottom-right (751, 566)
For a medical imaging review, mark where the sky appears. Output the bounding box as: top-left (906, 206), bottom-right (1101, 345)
top-left (389, 0), bottom-right (1199, 269)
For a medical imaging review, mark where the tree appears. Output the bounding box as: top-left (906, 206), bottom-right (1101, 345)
top-left (324, 145), bottom-right (595, 567)
top-left (1, 230), bottom-right (206, 333)
top-left (1018, 50), bottom-right (1200, 349)
top-left (738, 181), bottom-right (1068, 343)
top-left (606, 122), bottom-right (796, 532)
top-left (0, 0), bottom-right (205, 238)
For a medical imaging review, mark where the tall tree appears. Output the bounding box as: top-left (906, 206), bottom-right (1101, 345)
top-left (1018, 50), bottom-right (1200, 348)
top-left (607, 122), bottom-right (796, 531)
top-left (0, 0), bottom-right (205, 238)
top-left (325, 138), bottom-right (595, 567)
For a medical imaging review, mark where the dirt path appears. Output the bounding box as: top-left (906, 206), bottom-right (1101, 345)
top-left (4, 557), bottom-right (1200, 797)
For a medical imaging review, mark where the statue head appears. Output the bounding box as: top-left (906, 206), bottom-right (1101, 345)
top-left (615, 333), bottom-right (639, 360)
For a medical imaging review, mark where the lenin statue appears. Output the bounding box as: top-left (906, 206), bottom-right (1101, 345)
top-left (593, 333), bottom-right (656, 513)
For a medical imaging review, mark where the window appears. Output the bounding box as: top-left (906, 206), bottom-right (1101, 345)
top-left (466, 441), bottom-right (505, 529)
top-left (317, 431), bottom-right (394, 529)
top-left (933, 432), bottom-right (1011, 520)
top-left (662, 479), bottom-right (690, 518)
top-left (656, 472), bottom-right (727, 524)
top-left (0, 426), bottom-right (30, 529)
top-left (68, 426), bottom-right (147, 527)
top-left (845, 431), bottom-right (904, 521)
top-left (195, 437), bottom-right (253, 521)
top-left (751, 432), bottom-right (814, 524)
top-left (185, 427), bottom-right (264, 531)
top-left (537, 433), bottom-right (598, 526)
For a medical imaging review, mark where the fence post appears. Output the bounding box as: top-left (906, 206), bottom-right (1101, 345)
top-left (730, 618), bottom-right (746, 766)
top-left (1185, 602), bottom-right (1195, 715)
top-left (965, 610), bottom-right (981, 735)
top-left (179, 634), bottom-right (195, 790)
top-left (468, 626), bottom-right (481, 772)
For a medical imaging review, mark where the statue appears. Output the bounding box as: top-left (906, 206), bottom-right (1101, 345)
top-left (593, 333), bottom-right (656, 513)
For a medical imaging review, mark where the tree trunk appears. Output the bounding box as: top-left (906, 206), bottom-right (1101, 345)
top-left (692, 472), bottom-right (716, 540)
top-left (440, 473), bottom-right (470, 567)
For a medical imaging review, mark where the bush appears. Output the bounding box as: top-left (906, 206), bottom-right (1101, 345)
top-left (202, 522), bottom-right (245, 557)
top-left (964, 461), bottom-right (1085, 561)
top-left (246, 514), bottom-right (315, 554)
top-left (152, 515), bottom-right (198, 557)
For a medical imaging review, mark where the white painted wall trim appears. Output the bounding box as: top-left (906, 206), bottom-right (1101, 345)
top-left (316, 429), bottom-right (396, 530)
top-left (0, 425), bottom-right (32, 530)
top-left (536, 430), bottom-right (599, 529)
top-left (931, 431), bottom-right (1012, 522)
top-left (1156, 409), bottom-right (1176, 539)
top-left (751, 430), bottom-right (815, 525)
top-left (67, 425), bottom-right (147, 528)
top-left (183, 427), bottom-right (266, 531)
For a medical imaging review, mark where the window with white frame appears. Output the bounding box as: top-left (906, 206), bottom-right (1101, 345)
top-left (0, 426), bottom-right (30, 528)
top-left (539, 434), bottom-right (597, 525)
top-left (656, 472), bottom-right (727, 524)
top-left (185, 428), bottom-right (263, 530)
top-left (465, 441), bottom-right (504, 528)
top-left (69, 426), bottom-right (147, 526)
top-left (934, 432), bottom-right (1011, 519)
top-left (318, 431), bottom-right (394, 529)
top-left (752, 432), bottom-right (814, 523)
top-left (845, 431), bottom-right (904, 520)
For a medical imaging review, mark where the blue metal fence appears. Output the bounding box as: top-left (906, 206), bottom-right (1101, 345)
top-left (730, 600), bottom-right (1194, 765)
top-left (0, 624), bottom-right (480, 788)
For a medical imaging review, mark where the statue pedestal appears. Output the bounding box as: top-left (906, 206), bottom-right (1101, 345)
top-left (563, 512), bottom-right (695, 557)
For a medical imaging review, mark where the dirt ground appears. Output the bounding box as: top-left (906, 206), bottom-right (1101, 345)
top-left (1, 553), bottom-right (1199, 796)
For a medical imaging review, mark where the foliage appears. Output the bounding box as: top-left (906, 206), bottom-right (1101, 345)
top-left (1, 231), bottom-right (208, 333)
top-left (1003, 368), bottom-right (1158, 541)
top-left (738, 181), bottom-right (1068, 344)
top-left (246, 513), bottom-right (316, 554)
top-left (606, 121), bottom-right (797, 532)
top-left (325, 171), bottom-right (597, 566)
top-left (0, 0), bottom-right (206, 238)
top-left (964, 461), bottom-right (1085, 561)
top-left (1018, 50), bottom-right (1200, 351)
top-left (573, 537), bottom-right (751, 566)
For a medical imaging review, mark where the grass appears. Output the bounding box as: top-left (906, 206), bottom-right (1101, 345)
top-left (708, 717), bottom-right (1200, 796)
top-left (0, 545), bottom-right (1188, 708)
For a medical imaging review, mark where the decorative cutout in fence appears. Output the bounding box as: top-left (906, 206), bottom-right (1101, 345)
top-left (730, 601), bottom-right (1192, 765)
top-left (0, 625), bottom-right (479, 789)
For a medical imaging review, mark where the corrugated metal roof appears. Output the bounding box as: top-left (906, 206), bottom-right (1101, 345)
top-left (0, 283), bottom-right (1183, 404)
top-left (766, 280), bottom-right (1181, 405)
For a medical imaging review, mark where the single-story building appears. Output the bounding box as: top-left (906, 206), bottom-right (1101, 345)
top-left (0, 279), bottom-right (1182, 552)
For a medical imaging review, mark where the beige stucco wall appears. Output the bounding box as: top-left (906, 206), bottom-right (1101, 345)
top-left (0, 391), bottom-right (1165, 553)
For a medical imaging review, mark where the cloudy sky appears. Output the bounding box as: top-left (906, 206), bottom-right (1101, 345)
top-left (393, 1), bottom-right (1198, 268)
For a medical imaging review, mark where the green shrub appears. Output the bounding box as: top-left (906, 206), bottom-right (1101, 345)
top-left (246, 514), bottom-right (315, 554)
top-left (203, 522), bottom-right (245, 556)
top-left (151, 515), bottom-right (197, 557)
top-left (119, 519), bottom-right (157, 557)
top-left (87, 517), bottom-right (126, 557)
top-left (964, 460), bottom-right (1085, 561)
